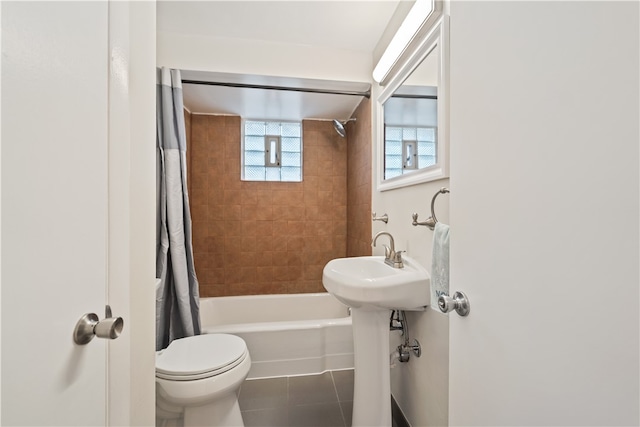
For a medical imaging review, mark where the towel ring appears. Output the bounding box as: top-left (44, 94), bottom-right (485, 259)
top-left (412, 187), bottom-right (449, 230)
top-left (429, 187), bottom-right (450, 226)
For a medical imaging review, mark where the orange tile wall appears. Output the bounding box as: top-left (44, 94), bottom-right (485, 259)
top-left (346, 98), bottom-right (373, 257)
top-left (186, 115), bottom-right (353, 297)
top-left (184, 109), bottom-right (192, 183)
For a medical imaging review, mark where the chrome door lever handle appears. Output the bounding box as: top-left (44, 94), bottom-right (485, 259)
top-left (437, 291), bottom-right (470, 317)
top-left (73, 305), bottom-right (124, 345)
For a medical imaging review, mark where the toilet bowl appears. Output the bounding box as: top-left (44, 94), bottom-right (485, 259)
top-left (155, 333), bottom-right (251, 427)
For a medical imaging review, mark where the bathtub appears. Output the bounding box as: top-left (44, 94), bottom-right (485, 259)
top-left (200, 293), bottom-right (354, 379)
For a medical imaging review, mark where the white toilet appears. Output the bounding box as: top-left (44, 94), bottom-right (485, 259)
top-left (155, 333), bottom-right (251, 427)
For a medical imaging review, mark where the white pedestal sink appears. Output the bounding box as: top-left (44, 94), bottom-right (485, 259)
top-left (322, 256), bottom-right (430, 427)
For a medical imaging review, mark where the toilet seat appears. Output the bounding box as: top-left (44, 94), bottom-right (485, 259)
top-left (156, 334), bottom-right (248, 381)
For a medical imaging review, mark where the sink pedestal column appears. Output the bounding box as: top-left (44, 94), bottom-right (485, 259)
top-left (351, 307), bottom-right (391, 427)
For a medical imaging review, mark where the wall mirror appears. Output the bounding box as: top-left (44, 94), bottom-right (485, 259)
top-left (376, 17), bottom-right (449, 191)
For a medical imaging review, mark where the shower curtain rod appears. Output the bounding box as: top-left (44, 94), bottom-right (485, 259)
top-left (391, 94), bottom-right (438, 100)
top-left (181, 79), bottom-right (371, 99)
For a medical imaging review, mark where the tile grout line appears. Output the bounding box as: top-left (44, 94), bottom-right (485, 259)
top-left (331, 370), bottom-right (348, 427)
top-left (286, 375), bottom-right (291, 424)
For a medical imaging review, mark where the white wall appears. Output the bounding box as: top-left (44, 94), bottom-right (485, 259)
top-left (128, 2), bottom-right (157, 423)
top-left (111, 2), bottom-right (157, 425)
top-left (380, 182), bottom-right (450, 427)
top-left (157, 31), bottom-right (372, 83)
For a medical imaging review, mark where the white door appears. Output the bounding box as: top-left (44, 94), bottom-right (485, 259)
top-left (2, 1), bottom-right (108, 424)
top-left (448, 2), bottom-right (639, 425)
top-left (1, 2), bottom-right (157, 425)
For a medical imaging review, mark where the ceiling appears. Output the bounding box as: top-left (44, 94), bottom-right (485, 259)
top-left (157, 1), bottom-right (402, 53)
top-left (157, 1), bottom-right (404, 120)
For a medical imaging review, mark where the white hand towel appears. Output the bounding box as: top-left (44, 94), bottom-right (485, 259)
top-left (430, 222), bottom-right (450, 312)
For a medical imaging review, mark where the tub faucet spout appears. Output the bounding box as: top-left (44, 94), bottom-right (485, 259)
top-left (371, 231), bottom-right (404, 268)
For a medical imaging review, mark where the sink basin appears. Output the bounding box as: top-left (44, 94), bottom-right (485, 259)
top-left (322, 255), bottom-right (430, 311)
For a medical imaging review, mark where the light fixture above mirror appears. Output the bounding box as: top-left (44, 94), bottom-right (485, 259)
top-left (373, 0), bottom-right (441, 86)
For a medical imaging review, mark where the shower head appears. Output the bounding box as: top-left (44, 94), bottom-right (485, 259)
top-left (332, 120), bottom-right (346, 138)
top-left (332, 118), bottom-right (356, 138)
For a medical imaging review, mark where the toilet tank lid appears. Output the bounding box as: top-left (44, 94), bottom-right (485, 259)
top-left (156, 333), bottom-right (247, 376)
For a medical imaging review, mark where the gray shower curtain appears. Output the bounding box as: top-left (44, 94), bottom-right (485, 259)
top-left (156, 68), bottom-right (201, 351)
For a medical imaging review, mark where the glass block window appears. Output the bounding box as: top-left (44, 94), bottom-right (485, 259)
top-left (243, 120), bottom-right (302, 182)
top-left (384, 126), bottom-right (436, 179)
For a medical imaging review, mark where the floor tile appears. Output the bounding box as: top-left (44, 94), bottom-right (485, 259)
top-left (331, 370), bottom-right (354, 402)
top-left (239, 377), bottom-right (288, 411)
top-left (237, 371), bottom-right (355, 426)
top-left (288, 372), bottom-right (338, 406)
top-left (288, 402), bottom-right (346, 427)
top-left (242, 408), bottom-right (288, 427)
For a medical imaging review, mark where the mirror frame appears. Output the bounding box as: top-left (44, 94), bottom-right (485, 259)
top-left (376, 16), bottom-right (449, 192)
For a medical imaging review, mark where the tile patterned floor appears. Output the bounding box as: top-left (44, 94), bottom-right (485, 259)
top-left (239, 370), bottom-right (354, 427)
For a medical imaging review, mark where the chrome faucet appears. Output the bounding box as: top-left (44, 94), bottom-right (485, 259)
top-left (371, 231), bottom-right (404, 268)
